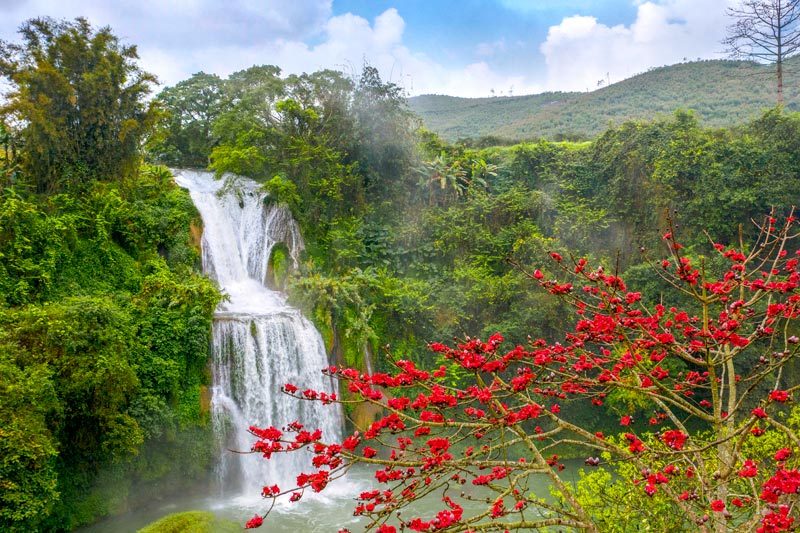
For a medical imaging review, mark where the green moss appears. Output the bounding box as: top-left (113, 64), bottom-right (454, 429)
top-left (267, 243), bottom-right (291, 290)
top-left (137, 511), bottom-right (240, 533)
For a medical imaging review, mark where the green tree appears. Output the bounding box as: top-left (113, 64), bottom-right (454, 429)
top-left (149, 72), bottom-right (226, 167)
top-left (350, 65), bottom-right (419, 205)
top-left (0, 17), bottom-right (158, 193)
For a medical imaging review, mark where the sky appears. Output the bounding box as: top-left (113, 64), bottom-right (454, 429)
top-left (0, 0), bottom-right (739, 98)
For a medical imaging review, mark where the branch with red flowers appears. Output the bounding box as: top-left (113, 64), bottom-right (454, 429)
top-left (245, 213), bottom-right (800, 533)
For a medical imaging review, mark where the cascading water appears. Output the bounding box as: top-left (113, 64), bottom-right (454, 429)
top-left (173, 169), bottom-right (342, 498)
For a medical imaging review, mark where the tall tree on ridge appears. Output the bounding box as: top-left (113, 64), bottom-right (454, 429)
top-left (723, 0), bottom-right (800, 105)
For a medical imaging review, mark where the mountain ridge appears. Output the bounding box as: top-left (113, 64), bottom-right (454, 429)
top-left (408, 58), bottom-right (800, 141)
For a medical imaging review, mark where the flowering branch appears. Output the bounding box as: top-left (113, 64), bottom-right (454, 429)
top-left (246, 213), bottom-right (800, 532)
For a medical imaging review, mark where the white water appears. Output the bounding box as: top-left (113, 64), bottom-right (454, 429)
top-left (78, 169), bottom-right (562, 532)
top-left (173, 169), bottom-right (342, 498)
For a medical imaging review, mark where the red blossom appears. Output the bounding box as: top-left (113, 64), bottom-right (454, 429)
top-left (758, 505), bottom-right (795, 533)
top-left (774, 448), bottom-right (792, 462)
top-left (246, 218), bottom-right (800, 531)
top-left (739, 459), bottom-right (759, 478)
top-left (245, 515), bottom-right (263, 529)
top-left (770, 390), bottom-right (790, 403)
top-left (363, 447), bottom-right (378, 458)
top-left (661, 429), bottom-right (688, 451)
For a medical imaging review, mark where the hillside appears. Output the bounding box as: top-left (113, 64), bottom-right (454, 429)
top-left (409, 59), bottom-right (800, 141)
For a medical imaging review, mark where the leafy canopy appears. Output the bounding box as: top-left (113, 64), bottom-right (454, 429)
top-left (0, 17), bottom-right (159, 193)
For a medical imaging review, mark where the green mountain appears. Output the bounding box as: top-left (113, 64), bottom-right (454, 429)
top-left (408, 59), bottom-right (800, 141)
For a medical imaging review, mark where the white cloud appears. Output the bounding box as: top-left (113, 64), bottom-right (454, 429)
top-left (146, 6), bottom-right (538, 98)
top-left (476, 38), bottom-right (507, 57)
top-left (2, 0), bottom-right (737, 98)
top-left (539, 0), bottom-right (736, 92)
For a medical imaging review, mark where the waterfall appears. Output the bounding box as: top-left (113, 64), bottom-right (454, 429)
top-left (173, 169), bottom-right (342, 497)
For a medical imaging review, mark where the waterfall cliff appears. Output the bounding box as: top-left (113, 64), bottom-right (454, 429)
top-left (173, 170), bottom-right (342, 497)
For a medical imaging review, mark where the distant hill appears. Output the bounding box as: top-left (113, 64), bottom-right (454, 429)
top-left (408, 59), bottom-right (800, 141)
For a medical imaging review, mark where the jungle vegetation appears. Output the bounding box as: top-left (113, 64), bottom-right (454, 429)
top-left (3, 13), bottom-right (800, 532)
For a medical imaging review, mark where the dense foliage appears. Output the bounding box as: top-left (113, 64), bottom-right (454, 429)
top-left (0, 166), bottom-right (219, 532)
top-left (0, 19), bottom-right (218, 532)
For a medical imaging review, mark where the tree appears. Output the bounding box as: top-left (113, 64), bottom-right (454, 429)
top-left (150, 72), bottom-right (226, 167)
top-left (350, 65), bottom-right (419, 205)
top-left (723, 0), bottom-right (800, 105)
top-left (0, 17), bottom-right (158, 193)
top-left (418, 151), bottom-right (468, 205)
top-left (245, 213), bottom-right (800, 533)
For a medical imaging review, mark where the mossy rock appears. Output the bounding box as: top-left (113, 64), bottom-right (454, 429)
top-left (266, 243), bottom-right (291, 290)
top-left (137, 511), bottom-right (240, 533)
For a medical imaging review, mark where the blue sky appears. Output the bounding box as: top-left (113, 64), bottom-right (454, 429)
top-left (0, 0), bottom-right (736, 97)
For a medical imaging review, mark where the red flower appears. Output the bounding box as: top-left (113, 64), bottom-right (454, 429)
top-left (775, 448), bottom-right (792, 461)
top-left (245, 515), bottom-right (264, 528)
top-left (661, 429), bottom-right (687, 450)
top-left (758, 505), bottom-right (795, 533)
top-left (363, 447), bottom-right (378, 458)
top-left (770, 390), bottom-right (790, 403)
top-left (739, 459), bottom-right (758, 478)
top-left (710, 499), bottom-right (725, 512)
top-left (262, 484), bottom-right (280, 496)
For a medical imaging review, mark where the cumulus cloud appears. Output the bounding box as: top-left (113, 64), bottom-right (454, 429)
top-left (2, 0), bottom-right (738, 98)
top-left (1, 1), bottom-right (535, 96)
top-left (1, 0), bottom-right (333, 81)
top-left (539, 0), bottom-right (736, 92)
top-left (143, 5), bottom-right (539, 97)
top-left (2, 1), bottom-right (332, 47)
